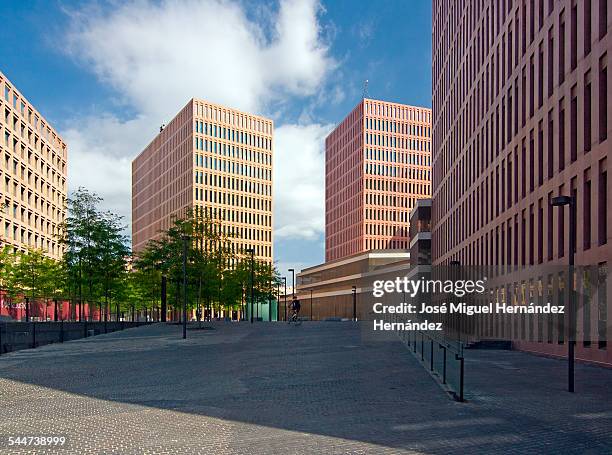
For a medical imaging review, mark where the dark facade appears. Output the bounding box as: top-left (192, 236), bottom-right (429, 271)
top-left (432, 0), bottom-right (611, 364)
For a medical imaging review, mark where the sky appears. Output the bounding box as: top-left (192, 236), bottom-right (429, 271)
top-left (0, 0), bottom-right (432, 280)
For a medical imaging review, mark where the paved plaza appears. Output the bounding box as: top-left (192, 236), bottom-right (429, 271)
top-left (0, 322), bottom-right (611, 454)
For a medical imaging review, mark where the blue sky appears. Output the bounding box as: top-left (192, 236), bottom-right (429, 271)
top-left (0, 0), bottom-right (431, 280)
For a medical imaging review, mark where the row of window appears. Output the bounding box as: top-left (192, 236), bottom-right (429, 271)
top-left (193, 101), bottom-right (272, 136)
top-left (194, 136), bottom-right (271, 165)
top-left (365, 133), bottom-right (430, 152)
top-left (365, 222), bottom-right (408, 237)
top-left (364, 100), bottom-right (431, 123)
top-left (193, 188), bottom-right (272, 219)
top-left (365, 116), bottom-right (431, 137)
top-left (365, 163), bottom-right (430, 181)
top-left (194, 171), bottom-right (271, 197)
top-left (365, 208), bottom-right (413, 224)
top-left (365, 238), bottom-right (409, 250)
top-left (194, 121), bottom-right (272, 151)
top-left (365, 148), bottom-right (431, 166)
top-left (365, 193), bottom-right (421, 210)
top-left (194, 152), bottom-right (271, 181)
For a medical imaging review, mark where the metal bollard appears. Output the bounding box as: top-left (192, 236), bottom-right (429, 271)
top-left (430, 339), bottom-right (434, 371)
top-left (459, 356), bottom-right (465, 402)
top-left (439, 344), bottom-right (447, 384)
top-left (421, 333), bottom-right (424, 361)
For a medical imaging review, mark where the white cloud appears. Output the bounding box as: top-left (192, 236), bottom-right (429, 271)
top-left (60, 0), bottom-right (337, 239)
top-left (274, 123), bottom-right (333, 239)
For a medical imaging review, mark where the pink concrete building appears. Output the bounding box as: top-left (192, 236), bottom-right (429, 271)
top-left (431, 0), bottom-right (611, 364)
top-left (325, 98), bottom-right (431, 262)
top-left (132, 99), bottom-right (273, 264)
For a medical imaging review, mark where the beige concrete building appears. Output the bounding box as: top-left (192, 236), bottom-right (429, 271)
top-left (0, 71), bottom-right (67, 259)
top-left (132, 98), bottom-right (273, 263)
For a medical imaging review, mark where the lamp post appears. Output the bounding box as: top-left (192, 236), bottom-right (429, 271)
top-left (310, 289), bottom-right (313, 321)
top-left (288, 268), bottom-right (295, 298)
top-left (276, 282), bottom-right (281, 322)
top-left (268, 277), bottom-right (272, 322)
top-left (551, 194), bottom-right (576, 393)
top-left (246, 248), bottom-right (255, 323)
top-left (351, 286), bottom-right (357, 321)
top-left (161, 274), bottom-right (167, 322)
top-left (182, 234), bottom-right (190, 340)
top-left (282, 277), bottom-right (287, 321)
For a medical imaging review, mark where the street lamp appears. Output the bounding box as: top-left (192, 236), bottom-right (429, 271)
top-left (351, 286), bottom-right (357, 321)
top-left (551, 194), bottom-right (576, 393)
top-left (268, 277), bottom-right (272, 322)
top-left (161, 274), bottom-right (167, 322)
top-left (310, 289), bottom-right (313, 321)
top-left (288, 268), bottom-right (295, 298)
top-left (282, 276), bottom-right (287, 321)
top-left (182, 234), bottom-right (190, 340)
top-left (246, 248), bottom-right (255, 323)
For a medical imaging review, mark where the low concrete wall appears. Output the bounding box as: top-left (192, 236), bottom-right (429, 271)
top-left (0, 321), bottom-right (151, 354)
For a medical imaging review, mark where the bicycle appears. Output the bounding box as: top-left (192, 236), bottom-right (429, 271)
top-left (288, 308), bottom-right (301, 325)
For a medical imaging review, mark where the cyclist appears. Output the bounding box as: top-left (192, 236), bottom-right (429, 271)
top-left (289, 296), bottom-right (301, 323)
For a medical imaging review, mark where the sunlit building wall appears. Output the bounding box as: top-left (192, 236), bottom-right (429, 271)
top-left (132, 98), bottom-right (273, 264)
top-left (325, 98), bottom-right (432, 262)
top-left (0, 71), bottom-right (67, 259)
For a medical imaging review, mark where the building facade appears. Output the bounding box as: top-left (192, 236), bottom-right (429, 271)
top-left (132, 99), bottom-right (273, 263)
top-left (325, 99), bottom-right (432, 262)
top-left (432, 0), bottom-right (611, 363)
top-left (0, 71), bottom-right (67, 259)
top-left (296, 250), bottom-right (412, 321)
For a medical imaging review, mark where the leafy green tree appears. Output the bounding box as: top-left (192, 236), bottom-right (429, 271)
top-left (133, 207), bottom-right (281, 322)
top-left (59, 187), bottom-right (130, 321)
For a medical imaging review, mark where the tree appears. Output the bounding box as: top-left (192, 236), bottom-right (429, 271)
top-left (133, 208), bottom-right (281, 322)
top-left (59, 187), bottom-right (130, 321)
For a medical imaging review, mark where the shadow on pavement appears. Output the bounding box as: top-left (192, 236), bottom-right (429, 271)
top-left (0, 322), bottom-right (611, 454)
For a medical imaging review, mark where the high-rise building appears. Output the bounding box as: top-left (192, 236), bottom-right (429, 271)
top-left (0, 71), bottom-right (67, 259)
top-left (432, 1), bottom-right (610, 362)
top-left (132, 98), bottom-right (273, 263)
top-left (325, 98), bottom-right (432, 262)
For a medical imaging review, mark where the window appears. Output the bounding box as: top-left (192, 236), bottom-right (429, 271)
top-left (600, 56), bottom-right (608, 142)
top-left (600, 0), bottom-right (608, 40)
top-left (552, 102), bottom-right (566, 180)
top-left (538, 121), bottom-right (543, 185)
top-left (548, 110), bottom-right (554, 178)
top-left (558, 185), bottom-right (565, 258)
top-left (584, 172), bottom-right (592, 249)
top-left (584, 72), bottom-right (592, 152)
top-left (570, 87), bottom-right (577, 162)
top-left (585, 0), bottom-right (592, 56)
top-left (559, 14), bottom-right (565, 84)
top-left (571, 4), bottom-right (577, 70)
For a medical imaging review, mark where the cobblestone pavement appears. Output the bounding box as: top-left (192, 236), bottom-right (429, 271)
top-left (0, 322), bottom-right (610, 454)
